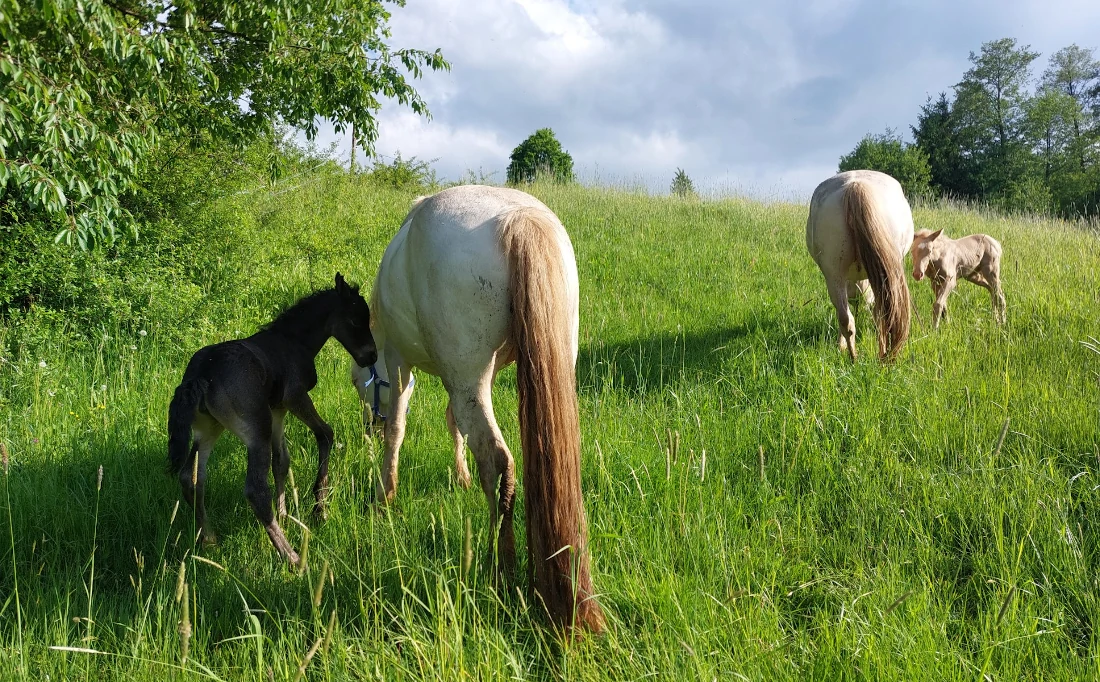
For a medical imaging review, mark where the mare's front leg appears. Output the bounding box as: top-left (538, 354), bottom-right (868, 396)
top-left (850, 279), bottom-right (875, 312)
top-left (827, 276), bottom-right (857, 360)
top-left (377, 356), bottom-right (415, 504)
top-left (446, 400), bottom-right (472, 489)
top-left (287, 395), bottom-right (334, 520)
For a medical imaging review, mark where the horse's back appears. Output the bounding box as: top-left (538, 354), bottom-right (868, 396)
top-left (806, 170), bottom-right (913, 281)
top-left (373, 185), bottom-right (576, 377)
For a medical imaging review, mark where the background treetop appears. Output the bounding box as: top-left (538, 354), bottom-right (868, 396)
top-left (843, 38), bottom-right (1100, 218)
top-left (506, 128), bottom-right (575, 185)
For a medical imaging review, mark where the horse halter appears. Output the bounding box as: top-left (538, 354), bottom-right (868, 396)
top-left (360, 365), bottom-right (413, 422)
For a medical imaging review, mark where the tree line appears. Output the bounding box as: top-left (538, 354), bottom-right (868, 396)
top-left (840, 38), bottom-right (1100, 218)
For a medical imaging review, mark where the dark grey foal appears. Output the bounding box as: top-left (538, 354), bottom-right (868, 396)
top-left (167, 273), bottom-right (377, 567)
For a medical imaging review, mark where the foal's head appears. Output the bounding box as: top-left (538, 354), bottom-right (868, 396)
top-left (911, 228), bottom-right (944, 281)
top-left (332, 273), bottom-right (378, 368)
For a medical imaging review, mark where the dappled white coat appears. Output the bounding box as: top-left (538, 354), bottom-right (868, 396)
top-left (370, 186), bottom-right (579, 379)
top-left (354, 184), bottom-right (603, 632)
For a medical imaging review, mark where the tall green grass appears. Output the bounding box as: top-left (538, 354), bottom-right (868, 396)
top-left (1, 175), bottom-right (1098, 680)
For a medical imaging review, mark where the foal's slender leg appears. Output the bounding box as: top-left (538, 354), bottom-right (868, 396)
top-left (448, 378), bottom-right (517, 582)
top-left (270, 409), bottom-right (290, 518)
top-left (446, 400), bottom-right (472, 489)
top-left (987, 266), bottom-right (1006, 324)
top-left (286, 396), bottom-right (334, 520)
top-left (180, 418), bottom-right (223, 545)
top-left (377, 361), bottom-right (415, 504)
top-left (239, 413), bottom-right (299, 567)
top-left (932, 276), bottom-right (956, 329)
top-left (827, 276), bottom-right (857, 360)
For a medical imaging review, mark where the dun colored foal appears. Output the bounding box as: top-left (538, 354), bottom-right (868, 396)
top-left (911, 229), bottom-right (1005, 328)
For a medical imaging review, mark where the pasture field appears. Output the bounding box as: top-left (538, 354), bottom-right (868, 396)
top-left (1, 175), bottom-right (1099, 680)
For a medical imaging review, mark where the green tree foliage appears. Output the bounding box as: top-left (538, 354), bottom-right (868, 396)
top-left (366, 152), bottom-right (439, 190)
top-left (838, 131), bottom-right (932, 199)
top-left (506, 128), bottom-right (575, 184)
top-left (951, 38), bottom-right (1041, 198)
top-left (670, 168), bottom-right (696, 198)
top-left (912, 93), bottom-right (980, 198)
top-left (869, 39), bottom-right (1100, 218)
top-left (0, 0), bottom-right (448, 247)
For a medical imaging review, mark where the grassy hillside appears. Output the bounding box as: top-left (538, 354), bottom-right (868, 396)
top-left (1, 175), bottom-right (1098, 680)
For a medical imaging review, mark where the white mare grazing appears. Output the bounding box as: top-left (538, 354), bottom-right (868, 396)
top-left (353, 185), bottom-right (604, 633)
top-left (806, 170), bottom-right (914, 361)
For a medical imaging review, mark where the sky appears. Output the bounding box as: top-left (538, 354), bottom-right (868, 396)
top-left (306, 0), bottom-right (1100, 201)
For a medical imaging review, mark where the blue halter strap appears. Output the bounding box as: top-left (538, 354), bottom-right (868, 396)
top-left (361, 365), bottom-right (413, 422)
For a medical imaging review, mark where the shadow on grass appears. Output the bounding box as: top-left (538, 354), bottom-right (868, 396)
top-left (577, 309), bottom-right (835, 396)
top-left (0, 427), bottom-right (541, 650)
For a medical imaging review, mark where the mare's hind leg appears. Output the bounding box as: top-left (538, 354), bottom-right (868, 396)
top-left (827, 276), bottom-right (857, 360)
top-left (446, 400), bottom-right (472, 490)
top-left (179, 416), bottom-right (223, 545)
top-left (377, 354), bottom-right (415, 504)
top-left (271, 409), bottom-right (290, 519)
top-left (849, 279), bottom-right (875, 312)
top-left (286, 396), bottom-right (334, 521)
top-left (448, 376), bottom-right (516, 582)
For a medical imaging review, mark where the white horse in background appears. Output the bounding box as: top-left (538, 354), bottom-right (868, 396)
top-left (353, 185), bottom-right (604, 633)
top-left (806, 170), bottom-right (913, 361)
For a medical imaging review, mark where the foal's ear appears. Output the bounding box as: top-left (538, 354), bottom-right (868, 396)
top-left (335, 272), bottom-right (350, 297)
top-left (929, 228), bottom-right (944, 241)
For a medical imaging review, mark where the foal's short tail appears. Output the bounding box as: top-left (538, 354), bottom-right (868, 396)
top-left (500, 207), bottom-right (605, 635)
top-left (167, 378), bottom-right (207, 474)
top-left (844, 181), bottom-right (911, 361)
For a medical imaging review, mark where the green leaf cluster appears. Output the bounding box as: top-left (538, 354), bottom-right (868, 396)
top-left (848, 38), bottom-right (1100, 218)
top-left (838, 131), bottom-right (932, 199)
top-left (0, 0), bottom-right (448, 247)
top-left (506, 128), bottom-right (575, 185)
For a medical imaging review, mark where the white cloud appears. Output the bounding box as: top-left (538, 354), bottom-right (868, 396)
top-left (306, 0), bottom-right (1100, 200)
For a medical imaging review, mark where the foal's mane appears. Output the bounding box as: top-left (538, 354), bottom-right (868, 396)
top-left (262, 288), bottom-right (342, 335)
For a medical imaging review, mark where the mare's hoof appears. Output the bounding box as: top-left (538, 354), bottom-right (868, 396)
top-left (312, 504), bottom-right (328, 522)
top-left (200, 532), bottom-right (219, 547)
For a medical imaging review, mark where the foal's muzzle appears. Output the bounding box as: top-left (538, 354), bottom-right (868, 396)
top-left (356, 348), bottom-right (379, 368)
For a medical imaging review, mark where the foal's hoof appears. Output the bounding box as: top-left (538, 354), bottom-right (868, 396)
top-left (312, 503), bottom-right (328, 523)
top-left (286, 552), bottom-right (303, 572)
top-left (374, 485), bottom-right (397, 506)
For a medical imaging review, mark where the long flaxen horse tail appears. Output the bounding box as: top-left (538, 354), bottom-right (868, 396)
top-left (843, 180), bottom-right (911, 361)
top-left (500, 207), bottom-right (605, 634)
top-left (167, 378), bottom-right (208, 474)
